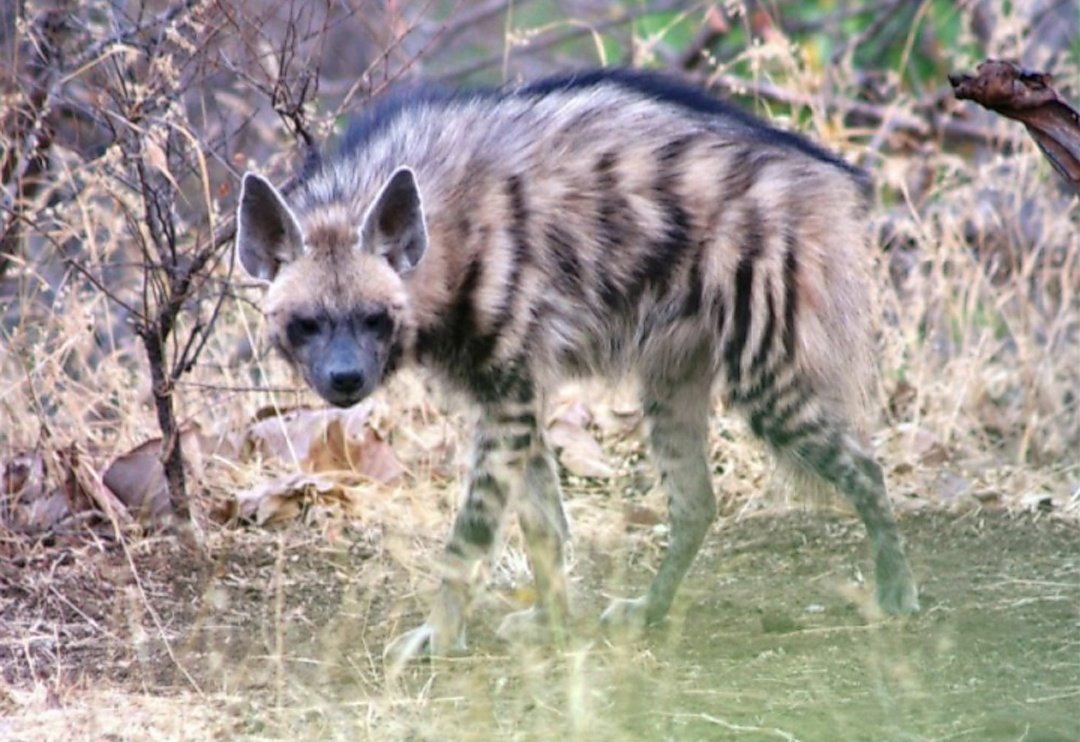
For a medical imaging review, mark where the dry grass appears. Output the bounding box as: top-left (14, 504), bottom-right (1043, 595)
top-left (2, 1), bottom-right (1078, 739)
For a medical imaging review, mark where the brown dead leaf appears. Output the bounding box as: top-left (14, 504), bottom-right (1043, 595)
top-left (549, 399), bottom-right (593, 430)
top-left (2, 451), bottom-right (70, 531)
top-left (622, 503), bottom-right (663, 528)
top-left (592, 392), bottom-right (644, 437)
top-left (307, 418), bottom-right (405, 484)
top-left (233, 473), bottom-right (352, 527)
top-left (246, 404), bottom-right (404, 484)
top-left (246, 406), bottom-right (351, 462)
top-left (911, 427), bottom-right (951, 466)
top-left (3, 452), bottom-right (41, 496)
top-left (888, 380), bottom-right (918, 421)
top-left (971, 488), bottom-right (1003, 506)
top-left (23, 490), bottom-right (71, 532)
top-left (390, 421), bottom-right (458, 480)
top-left (144, 128), bottom-right (180, 190)
top-left (58, 445), bottom-right (133, 527)
top-left (498, 584), bottom-right (538, 609)
top-left (102, 427), bottom-right (204, 525)
top-left (546, 394), bottom-right (615, 478)
top-left (547, 419), bottom-right (615, 479)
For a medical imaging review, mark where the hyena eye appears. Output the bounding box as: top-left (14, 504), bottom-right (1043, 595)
top-left (361, 309), bottom-right (392, 336)
top-left (285, 316), bottom-right (321, 346)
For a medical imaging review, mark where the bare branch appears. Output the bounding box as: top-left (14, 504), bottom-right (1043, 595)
top-left (950, 59), bottom-right (1080, 192)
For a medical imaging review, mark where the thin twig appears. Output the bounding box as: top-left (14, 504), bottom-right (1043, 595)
top-left (667, 712), bottom-right (802, 741)
top-left (436, 0), bottom-right (700, 82)
top-left (704, 72), bottom-right (1007, 150)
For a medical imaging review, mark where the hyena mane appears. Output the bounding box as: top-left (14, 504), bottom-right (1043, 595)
top-left (235, 68), bottom-right (918, 663)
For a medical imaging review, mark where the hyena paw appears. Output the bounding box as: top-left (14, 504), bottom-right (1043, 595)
top-left (876, 552), bottom-right (920, 615)
top-left (495, 607), bottom-right (562, 646)
top-left (383, 623), bottom-right (467, 677)
top-left (599, 597), bottom-right (649, 640)
top-left (383, 624), bottom-right (433, 677)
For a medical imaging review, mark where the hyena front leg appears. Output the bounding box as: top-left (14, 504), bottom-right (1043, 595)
top-left (602, 374), bottom-right (717, 636)
top-left (384, 419), bottom-right (515, 668)
top-left (385, 391), bottom-right (570, 668)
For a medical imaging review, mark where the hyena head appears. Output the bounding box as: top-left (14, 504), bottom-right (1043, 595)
top-left (235, 167), bottom-right (427, 408)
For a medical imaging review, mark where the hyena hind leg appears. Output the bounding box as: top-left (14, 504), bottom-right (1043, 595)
top-left (602, 375), bottom-right (717, 636)
top-left (755, 399), bottom-right (919, 614)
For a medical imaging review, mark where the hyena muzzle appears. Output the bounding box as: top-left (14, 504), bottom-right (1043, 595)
top-left (235, 68), bottom-right (919, 666)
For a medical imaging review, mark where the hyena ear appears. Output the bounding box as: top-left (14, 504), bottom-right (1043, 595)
top-left (235, 172), bottom-right (304, 283)
top-left (360, 167), bottom-right (428, 274)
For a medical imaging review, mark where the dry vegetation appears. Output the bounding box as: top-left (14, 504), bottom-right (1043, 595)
top-left (1, 1), bottom-right (1078, 740)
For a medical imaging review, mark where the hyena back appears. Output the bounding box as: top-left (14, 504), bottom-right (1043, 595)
top-left (236, 69), bottom-right (919, 662)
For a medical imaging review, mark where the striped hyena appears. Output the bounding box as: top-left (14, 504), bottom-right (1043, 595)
top-left (235, 69), bottom-right (919, 664)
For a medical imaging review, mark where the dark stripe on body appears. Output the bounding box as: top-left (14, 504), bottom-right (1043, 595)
top-left (681, 240), bottom-right (707, 318)
top-left (722, 148), bottom-right (761, 202)
top-left (628, 135), bottom-right (695, 300)
top-left (416, 255), bottom-right (484, 359)
top-left (487, 175), bottom-right (532, 343)
top-left (546, 222), bottom-right (583, 295)
top-left (750, 279), bottom-right (776, 372)
top-left (782, 230), bottom-right (799, 359)
top-left (468, 362), bottom-right (534, 405)
top-left (416, 253), bottom-right (527, 389)
top-left (724, 206), bottom-right (765, 385)
top-left (593, 151), bottom-right (638, 307)
top-left (768, 388), bottom-right (813, 430)
top-left (747, 383), bottom-right (816, 444)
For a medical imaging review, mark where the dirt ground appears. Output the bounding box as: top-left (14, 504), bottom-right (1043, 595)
top-left (2, 497), bottom-right (1078, 741)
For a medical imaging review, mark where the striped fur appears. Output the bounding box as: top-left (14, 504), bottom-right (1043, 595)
top-left (236, 69), bottom-right (918, 662)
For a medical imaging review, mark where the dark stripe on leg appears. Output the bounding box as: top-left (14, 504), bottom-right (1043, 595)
top-left (504, 433), bottom-right (533, 451)
top-left (470, 470), bottom-right (507, 506)
top-left (768, 418), bottom-right (825, 448)
top-left (768, 389), bottom-right (813, 431)
top-left (458, 512), bottom-right (495, 549)
top-left (495, 411), bottom-right (538, 427)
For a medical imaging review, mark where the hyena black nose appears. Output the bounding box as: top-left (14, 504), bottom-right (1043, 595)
top-left (329, 369), bottom-right (365, 395)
